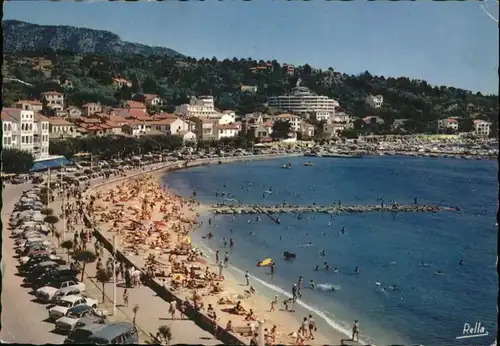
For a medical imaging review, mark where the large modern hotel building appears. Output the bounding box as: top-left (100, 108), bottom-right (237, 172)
top-left (267, 81), bottom-right (339, 119)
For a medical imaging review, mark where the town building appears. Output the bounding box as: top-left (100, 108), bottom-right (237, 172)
top-left (437, 118), bottom-right (459, 132)
top-left (363, 116), bottom-right (385, 125)
top-left (66, 106), bottom-right (83, 118)
top-left (240, 85), bottom-right (258, 94)
top-left (365, 95), bottom-right (384, 109)
top-left (249, 121), bottom-right (274, 140)
top-left (151, 117), bottom-right (189, 135)
top-left (33, 113), bottom-right (50, 159)
top-left (283, 64), bottom-right (295, 76)
top-left (188, 117), bottom-right (217, 141)
top-left (41, 91), bottom-right (64, 111)
top-left (300, 121), bottom-right (315, 138)
top-left (178, 131), bottom-right (197, 143)
top-left (1, 108), bottom-right (42, 158)
top-left (175, 96), bottom-right (218, 118)
top-left (82, 103), bottom-right (103, 117)
top-left (275, 113), bottom-right (301, 133)
top-left (48, 118), bottom-right (76, 139)
top-left (472, 120), bottom-right (491, 137)
top-left (267, 80), bottom-right (339, 117)
top-left (14, 99), bottom-right (43, 112)
top-left (112, 77), bottom-right (132, 89)
top-left (123, 101), bottom-right (147, 112)
top-left (143, 94), bottom-right (163, 107)
top-left (323, 122), bottom-right (346, 138)
top-left (216, 122), bottom-right (242, 140)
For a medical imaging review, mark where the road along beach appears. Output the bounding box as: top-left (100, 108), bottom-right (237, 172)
top-left (81, 153), bottom-right (361, 345)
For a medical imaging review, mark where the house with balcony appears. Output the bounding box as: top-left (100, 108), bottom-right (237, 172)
top-left (41, 91), bottom-right (64, 111)
top-left (176, 96), bottom-right (218, 118)
top-left (250, 121), bottom-right (274, 140)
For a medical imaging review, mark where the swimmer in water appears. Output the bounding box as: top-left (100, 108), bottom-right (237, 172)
top-left (354, 266), bottom-right (359, 274)
top-left (309, 280), bottom-right (315, 289)
top-left (324, 262), bottom-right (329, 270)
top-left (314, 265), bottom-right (319, 271)
top-left (459, 260), bottom-right (464, 266)
top-left (320, 249), bottom-right (326, 257)
top-left (435, 270), bottom-right (443, 275)
top-left (341, 227), bottom-right (346, 234)
top-left (389, 285), bottom-right (398, 290)
top-left (333, 268), bottom-right (339, 273)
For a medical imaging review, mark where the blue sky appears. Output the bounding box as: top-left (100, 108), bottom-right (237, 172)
top-left (4, 1), bottom-right (499, 95)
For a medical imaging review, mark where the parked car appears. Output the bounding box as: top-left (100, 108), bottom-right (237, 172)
top-left (22, 260), bottom-right (58, 278)
top-left (63, 324), bottom-right (107, 344)
top-left (35, 281), bottom-right (85, 303)
top-left (54, 305), bottom-right (107, 334)
top-left (48, 295), bottom-right (99, 321)
top-left (32, 269), bottom-right (78, 288)
top-left (87, 322), bottom-right (138, 344)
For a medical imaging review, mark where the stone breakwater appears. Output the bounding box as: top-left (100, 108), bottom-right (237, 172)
top-left (212, 204), bottom-right (459, 215)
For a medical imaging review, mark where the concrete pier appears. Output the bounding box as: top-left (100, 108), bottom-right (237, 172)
top-left (211, 204), bottom-right (459, 218)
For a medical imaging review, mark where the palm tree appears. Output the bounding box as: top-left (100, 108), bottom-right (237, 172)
top-left (44, 215), bottom-right (59, 236)
top-left (95, 268), bottom-right (112, 303)
top-left (73, 250), bottom-right (97, 281)
top-left (158, 325), bottom-right (172, 345)
top-left (41, 207), bottom-right (53, 216)
top-left (132, 304), bottom-right (140, 327)
top-left (61, 240), bottom-right (74, 261)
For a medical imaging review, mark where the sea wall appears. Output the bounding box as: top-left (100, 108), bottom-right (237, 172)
top-left (83, 153), bottom-right (299, 345)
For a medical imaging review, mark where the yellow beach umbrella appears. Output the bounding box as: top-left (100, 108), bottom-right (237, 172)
top-left (182, 236), bottom-right (191, 244)
top-left (173, 274), bottom-right (185, 282)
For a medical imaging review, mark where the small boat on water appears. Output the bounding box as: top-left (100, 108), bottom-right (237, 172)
top-left (281, 163), bottom-right (292, 169)
top-left (303, 161), bottom-right (314, 166)
top-left (304, 151), bottom-right (320, 157)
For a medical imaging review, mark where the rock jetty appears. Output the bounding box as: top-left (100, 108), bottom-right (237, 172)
top-left (211, 204), bottom-right (458, 216)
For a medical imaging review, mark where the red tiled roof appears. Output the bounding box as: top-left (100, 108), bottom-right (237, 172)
top-left (125, 101), bottom-right (146, 109)
top-left (218, 123), bottom-right (240, 130)
top-left (447, 118), bottom-right (458, 123)
top-left (144, 94), bottom-right (159, 101)
top-left (48, 118), bottom-right (73, 126)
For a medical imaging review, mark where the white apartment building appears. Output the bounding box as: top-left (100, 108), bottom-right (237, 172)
top-left (437, 118), bottom-right (459, 131)
top-left (275, 113), bottom-right (301, 133)
top-left (267, 81), bottom-right (339, 117)
top-left (33, 114), bottom-right (50, 159)
top-left (312, 111), bottom-right (332, 122)
top-left (365, 95), bottom-right (383, 109)
top-left (214, 112), bottom-right (236, 125)
top-left (175, 96), bottom-right (218, 118)
top-left (2, 108), bottom-right (35, 156)
top-left (472, 120), bottom-right (491, 137)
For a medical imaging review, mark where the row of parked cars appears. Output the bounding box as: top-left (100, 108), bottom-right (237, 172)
top-left (10, 187), bottom-right (139, 344)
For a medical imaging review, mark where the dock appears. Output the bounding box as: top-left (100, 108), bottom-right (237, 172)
top-left (211, 204), bottom-right (459, 219)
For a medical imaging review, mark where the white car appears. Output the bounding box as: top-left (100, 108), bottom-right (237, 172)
top-left (36, 281), bottom-right (86, 303)
top-left (48, 295), bottom-right (99, 321)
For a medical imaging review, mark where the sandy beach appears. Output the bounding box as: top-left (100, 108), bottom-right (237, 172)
top-left (84, 165), bottom-right (349, 345)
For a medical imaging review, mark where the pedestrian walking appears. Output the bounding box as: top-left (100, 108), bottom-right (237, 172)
top-left (308, 315), bottom-right (316, 340)
top-left (245, 270), bottom-right (250, 286)
top-left (169, 300), bottom-right (177, 320)
top-left (123, 289), bottom-right (129, 307)
top-left (352, 320), bottom-right (360, 342)
top-left (218, 261), bottom-right (224, 277)
top-left (292, 284), bottom-right (298, 302)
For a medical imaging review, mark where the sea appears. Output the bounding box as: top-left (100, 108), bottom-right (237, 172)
top-left (163, 156), bottom-right (498, 346)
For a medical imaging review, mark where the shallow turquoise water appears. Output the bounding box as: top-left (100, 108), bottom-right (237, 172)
top-left (164, 156), bottom-right (497, 346)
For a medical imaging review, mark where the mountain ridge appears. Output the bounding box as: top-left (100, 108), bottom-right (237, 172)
top-left (2, 20), bottom-right (184, 58)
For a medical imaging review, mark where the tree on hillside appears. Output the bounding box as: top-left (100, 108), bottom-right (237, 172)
top-left (2, 148), bottom-right (35, 174)
top-left (271, 120), bottom-right (292, 139)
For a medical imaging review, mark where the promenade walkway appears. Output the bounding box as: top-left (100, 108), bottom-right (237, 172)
top-left (50, 169), bottom-right (221, 345)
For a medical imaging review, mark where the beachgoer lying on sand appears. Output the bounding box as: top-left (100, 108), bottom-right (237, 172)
top-left (245, 309), bottom-right (257, 321)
